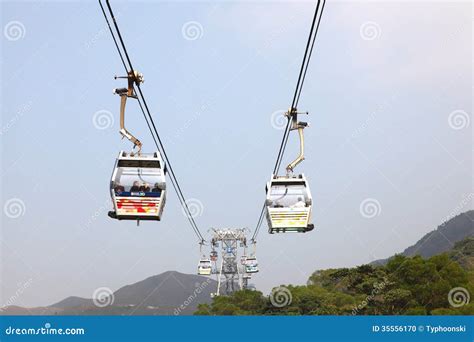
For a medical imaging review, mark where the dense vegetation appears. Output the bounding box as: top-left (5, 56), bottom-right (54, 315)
top-left (195, 238), bottom-right (474, 315)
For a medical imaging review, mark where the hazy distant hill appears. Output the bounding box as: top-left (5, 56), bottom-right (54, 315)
top-left (50, 296), bottom-right (92, 309)
top-left (0, 305), bottom-right (59, 316)
top-left (372, 210), bottom-right (473, 265)
top-left (1, 271), bottom-right (217, 316)
top-left (112, 271), bottom-right (216, 311)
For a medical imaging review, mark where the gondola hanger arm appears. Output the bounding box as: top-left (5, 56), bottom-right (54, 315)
top-left (286, 107), bottom-right (309, 174)
top-left (113, 70), bottom-right (144, 155)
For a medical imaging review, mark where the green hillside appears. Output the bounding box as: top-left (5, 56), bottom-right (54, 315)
top-left (195, 238), bottom-right (474, 316)
top-left (447, 237), bottom-right (474, 271)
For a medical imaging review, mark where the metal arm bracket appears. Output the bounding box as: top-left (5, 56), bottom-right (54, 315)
top-left (113, 70), bottom-right (144, 155)
top-left (285, 107), bottom-right (309, 174)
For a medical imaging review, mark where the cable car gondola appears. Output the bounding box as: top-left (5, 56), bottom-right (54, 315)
top-left (265, 108), bottom-right (314, 233)
top-left (108, 151), bottom-right (166, 221)
top-left (266, 174), bottom-right (313, 233)
top-left (244, 256), bottom-right (259, 273)
top-left (107, 70), bottom-right (167, 222)
top-left (197, 258), bottom-right (212, 276)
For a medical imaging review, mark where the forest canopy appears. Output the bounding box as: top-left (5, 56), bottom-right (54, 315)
top-left (195, 238), bottom-right (474, 315)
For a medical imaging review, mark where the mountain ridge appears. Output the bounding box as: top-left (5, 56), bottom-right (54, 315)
top-left (371, 210), bottom-right (473, 265)
top-left (1, 271), bottom-right (217, 316)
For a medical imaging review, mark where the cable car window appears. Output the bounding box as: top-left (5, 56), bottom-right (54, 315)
top-left (245, 258), bottom-right (257, 266)
top-left (117, 159), bottom-right (161, 168)
top-left (268, 183), bottom-right (309, 208)
top-left (113, 165), bottom-right (165, 194)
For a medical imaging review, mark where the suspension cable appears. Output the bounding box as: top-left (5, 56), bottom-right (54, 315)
top-left (275, 0), bottom-right (326, 174)
top-left (99, 0), bottom-right (127, 71)
top-left (295, 0), bottom-right (326, 106)
top-left (99, 0), bottom-right (205, 243)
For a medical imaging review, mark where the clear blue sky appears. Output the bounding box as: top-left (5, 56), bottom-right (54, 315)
top-left (1, 0), bottom-right (472, 307)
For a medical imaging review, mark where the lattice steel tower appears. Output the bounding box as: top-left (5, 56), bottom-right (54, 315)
top-left (210, 228), bottom-right (250, 296)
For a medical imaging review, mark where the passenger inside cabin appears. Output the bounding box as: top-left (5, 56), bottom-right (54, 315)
top-left (139, 182), bottom-right (150, 192)
top-left (114, 183), bottom-right (125, 193)
top-left (292, 197), bottom-right (306, 208)
top-left (272, 200), bottom-right (283, 208)
top-left (152, 183), bottom-right (161, 193)
top-left (130, 181), bottom-right (140, 192)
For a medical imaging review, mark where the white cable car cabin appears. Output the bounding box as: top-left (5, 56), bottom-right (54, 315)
top-left (265, 174), bottom-right (313, 233)
top-left (108, 151), bottom-right (166, 221)
top-left (265, 108), bottom-right (314, 233)
top-left (197, 259), bottom-right (212, 276)
top-left (244, 256), bottom-right (259, 273)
